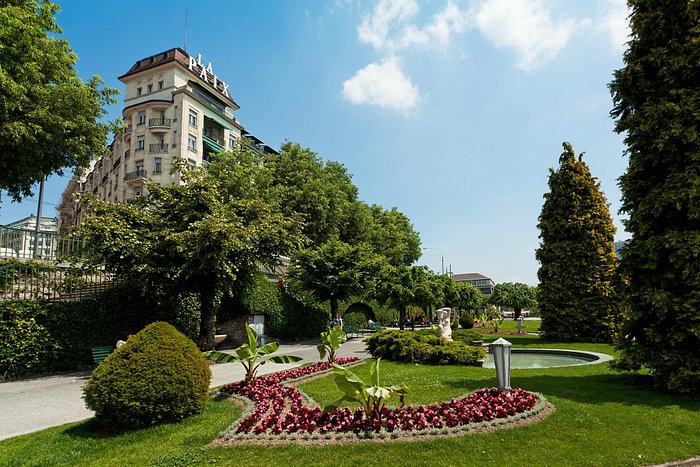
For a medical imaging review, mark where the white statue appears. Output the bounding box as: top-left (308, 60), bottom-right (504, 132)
top-left (436, 307), bottom-right (453, 341)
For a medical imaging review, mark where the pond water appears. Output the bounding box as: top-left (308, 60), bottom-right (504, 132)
top-left (482, 349), bottom-right (600, 369)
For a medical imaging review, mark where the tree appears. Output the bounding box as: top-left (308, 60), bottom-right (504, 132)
top-left (263, 142), bottom-right (367, 245)
top-left (489, 283), bottom-right (536, 320)
top-left (365, 205), bottom-right (422, 267)
top-left (536, 142), bottom-right (620, 342)
top-left (0, 0), bottom-right (117, 201)
top-left (609, 0), bottom-right (700, 393)
top-left (373, 265), bottom-right (432, 329)
top-left (79, 159), bottom-right (303, 350)
top-left (287, 240), bottom-right (382, 318)
top-left (443, 279), bottom-right (485, 316)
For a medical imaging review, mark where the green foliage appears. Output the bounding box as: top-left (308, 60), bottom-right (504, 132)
top-left (443, 279), bottom-right (485, 314)
top-left (0, 301), bottom-right (56, 378)
top-left (0, 0), bottom-right (118, 201)
top-left (83, 322), bottom-right (211, 431)
top-left (343, 311), bottom-right (368, 329)
top-left (345, 301), bottom-right (374, 320)
top-left (536, 142), bottom-right (620, 342)
top-left (79, 154), bottom-right (304, 350)
top-left (609, 0), bottom-right (700, 393)
top-left (0, 280), bottom-right (202, 379)
top-left (317, 325), bottom-right (347, 363)
top-left (365, 205), bottom-right (421, 267)
top-left (288, 239), bottom-right (382, 317)
top-left (324, 358), bottom-right (408, 420)
top-left (373, 265), bottom-right (434, 329)
top-left (204, 323), bottom-right (302, 385)
top-left (459, 313), bottom-right (475, 329)
top-left (489, 283), bottom-right (536, 320)
top-left (365, 330), bottom-right (486, 365)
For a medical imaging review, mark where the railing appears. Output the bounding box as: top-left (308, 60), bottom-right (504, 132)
top-left (124, 169), bottom-right (147, 181)
top-left (1, 227), bottom-right (89, 262)
top-left (0, 261), bottom-right (116, 302)
top-left (148, 117), bottom-right (171, 128)
top-left (125, 124), bottom-right (132, 134)
top-left (149, 143), bottom-right (168, 153)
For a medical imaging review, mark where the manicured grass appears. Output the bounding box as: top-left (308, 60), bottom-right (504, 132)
top-left (1, 338), bottom-right (698, 466)
top-left (478, 318), bottom-right (541, 333)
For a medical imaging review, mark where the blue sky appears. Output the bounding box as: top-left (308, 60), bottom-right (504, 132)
top-left (1, 0), bottom-right (631, 286)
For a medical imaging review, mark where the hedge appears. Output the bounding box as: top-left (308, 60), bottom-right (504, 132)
top-left (365, 330), bottom-right (486, 366)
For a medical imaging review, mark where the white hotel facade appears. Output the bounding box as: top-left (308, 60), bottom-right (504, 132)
top-left (58, 48), bottom-right (276, 234)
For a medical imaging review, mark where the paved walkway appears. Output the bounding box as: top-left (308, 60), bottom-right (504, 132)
top-left (0, 338), bottom-right (371, 441)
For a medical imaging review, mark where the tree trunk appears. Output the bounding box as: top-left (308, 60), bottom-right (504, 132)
top-left (198, 284), bottom-right (216, 350)
top-left (514, 307), bottom-right (522, 320)
top-left (330, 296), bottom-right (339, 318)
top-left (399, 305), bottom-right (405, 330)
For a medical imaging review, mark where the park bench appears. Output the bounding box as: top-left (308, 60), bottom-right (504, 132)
top-left (91, 346), bottom-right (114, 364)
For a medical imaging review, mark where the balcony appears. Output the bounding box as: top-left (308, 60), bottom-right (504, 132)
top-left (125, 124), bottom-right (132, 135)
top-left (148, 118), bottom-right (171, 130)
top-left (124, 169), bottom-right (147, 183)
top-left (124, 149), bottom-right (130, 159)
top-left (149, 143), bottom-right (168, 153)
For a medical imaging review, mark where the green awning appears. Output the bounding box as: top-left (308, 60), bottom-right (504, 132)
top-left (203, 137), bottom-right (224, 153)
top-left (208, 116), bottom-right (231, 130)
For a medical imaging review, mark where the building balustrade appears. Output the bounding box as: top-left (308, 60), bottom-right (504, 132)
top-left (125, 124), bottom-right (132, 134)
top-left (124, 169), bottom-right (147, 181)
top-left (148, 117), bottom-right (171, 129)
top-left (149, 143), bottom-right (168, 153)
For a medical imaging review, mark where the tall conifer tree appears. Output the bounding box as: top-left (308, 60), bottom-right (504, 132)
top-left (537, 143), bottom-right (619, 342)
top-left (609, 0), bottom-right (700, 392)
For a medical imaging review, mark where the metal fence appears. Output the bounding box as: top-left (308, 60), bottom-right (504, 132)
top-left (0, 262), bottom-right (116, 302)
top-left (0, 227), bottom-right (88, 262)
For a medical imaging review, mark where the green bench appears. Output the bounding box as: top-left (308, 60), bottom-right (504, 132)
top-left (342, 325), bottom-right (361, 338)
top-left (91, 346), bottom-right (114, 364)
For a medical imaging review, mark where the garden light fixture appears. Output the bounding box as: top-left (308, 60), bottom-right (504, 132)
top-left (490, 338), bottom-right (512, 391)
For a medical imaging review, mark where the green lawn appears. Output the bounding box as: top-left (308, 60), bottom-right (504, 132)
top-left (1, 337), bottom-right (698, 466)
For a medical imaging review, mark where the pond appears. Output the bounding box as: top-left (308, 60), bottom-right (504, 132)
top-left (481, 348), bottom-right (611, 369)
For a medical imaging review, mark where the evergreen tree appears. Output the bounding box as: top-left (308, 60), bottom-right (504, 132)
top-left (609, 0), bottom-right (700, 393)
top-left (536, 143), bottom-right (619, 342)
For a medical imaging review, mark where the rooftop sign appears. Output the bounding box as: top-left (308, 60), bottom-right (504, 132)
top-left (187, 53), bottom-right (230, 99)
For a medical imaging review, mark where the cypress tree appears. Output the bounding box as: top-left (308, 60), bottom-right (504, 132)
top-left (537, 142), bottom-right (619, 342)
top-left (609, 0), bottom-right (700, 393)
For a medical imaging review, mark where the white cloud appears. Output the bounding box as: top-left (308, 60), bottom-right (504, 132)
top-left (342, 57), bottom-right (420, 113)
top-left (358, 0), bottom-right (471, 52)
top-left (357, 0), bottom-right (419, 50)
top-left (598, 0), bottom-right (631, 51)
top-left (473, 0), bottom-right (590, 70)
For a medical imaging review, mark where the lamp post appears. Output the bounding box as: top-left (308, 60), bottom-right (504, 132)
top-left (422, 247), bottom-right (444, 275)
top-left (490, 338), bottom-right (512, 391)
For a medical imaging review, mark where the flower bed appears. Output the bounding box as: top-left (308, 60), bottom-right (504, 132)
top-left (215, 358), bottom-right (549, 443)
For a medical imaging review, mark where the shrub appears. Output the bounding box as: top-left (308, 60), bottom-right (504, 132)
top-left (365, 330), bottom-right (485, 365)
top-left (0, 301), bottom-right (56, 378)
top-left (344, 311), bottom-right (368, 329)
top-left (345, 302), bottom-right (375, 320)
top-left (450, 315), bottom-right (459, 329)
top-left (83, 321), bottom-right (211, 431)
top-left (459, 313), bottom-right (475, 329)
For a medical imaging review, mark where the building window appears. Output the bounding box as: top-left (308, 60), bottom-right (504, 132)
top-left (147, 84), bottom-right (153, 93)
top-left (187, 134), bottom-right (197, 152)
top-left (136, 136), bottom-right (144, 151)
top-left (229, 136), bottom-right (236, 148)
top-left (137, 111), bottom-right (146, 126)
top-left (158, 81), bottom-right (164, 90)
top-left (137, 87), bottom-right (142, 96)
top-left (153, 157), bottom-right (162, 174)
top-left (188, 110), bottom-right (197, 127)
top-left (188, 158), bottom-right (196, 170)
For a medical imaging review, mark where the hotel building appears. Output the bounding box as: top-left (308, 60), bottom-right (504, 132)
top-left (57, 48), bottom-right (276, 234)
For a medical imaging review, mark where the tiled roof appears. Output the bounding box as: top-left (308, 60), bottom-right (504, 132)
top-left (118, 47), bottom-right (239, 108)
top-left (452, 272), bottom-right (492, 282)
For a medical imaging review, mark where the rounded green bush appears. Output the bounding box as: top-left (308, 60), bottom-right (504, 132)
top-left (459, 313), bottom-right (475, 329)
top-left (343, 311), bottom-right (368, 329)
top-left (365, 330), bottom-right (486, 365)
top-left (83, 321), bottom-right (211, 431)
top-left (345, 302), bottom-right (375, 320)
